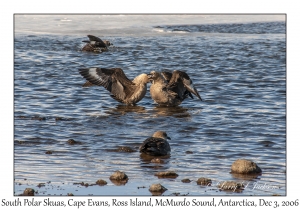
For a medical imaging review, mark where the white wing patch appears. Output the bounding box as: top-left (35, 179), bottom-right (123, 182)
top-left (89, 68), bottom-right (100, 79)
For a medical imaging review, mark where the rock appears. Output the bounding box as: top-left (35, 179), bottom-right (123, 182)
top-left (67, 193), bottom-right (74, 196)
top-left (149, 183), bottom-right (167, 192)
top-left (109, 171), bottom-right (128, 180)
top-left (45, 151), bottom-right (52, 154)
top-left (96, 179), bottom-right (107, 186)
top-left (217, 181), bottom-right (244, 192)
top-left (67, 139), bottom-right (77, 145)
top-left (181, 178), bottom-right (191, 183)
top-left (196, 177), bottom-right (212, 186)
top-left (31, 116), bottom-right (46, 121)
top-left (37, 183), bottom-right (45, 188)
top-left (151, 158), bottom-right (164, 163)
top-left (231, 159), bottom-right (262, 174)
top-left (23, 188), bottom-right (35, 196)
top-left (154, 171), bottom-right (178, 178)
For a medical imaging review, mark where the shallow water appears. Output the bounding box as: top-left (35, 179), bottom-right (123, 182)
top-left (14, 15), bottom-right (286, 196)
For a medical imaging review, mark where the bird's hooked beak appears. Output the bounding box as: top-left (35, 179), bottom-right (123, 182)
top-left (82, 40), bottom-right (89, 43)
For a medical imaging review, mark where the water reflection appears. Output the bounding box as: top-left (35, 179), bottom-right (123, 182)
top-left (231, 172), bottom-right (261, 181)
top-left (150, 106), bottom-right (191, 118)
top-left (139, 153), bottom-right (170, 170)
top-left (105, 105), bottom-right (147, 115)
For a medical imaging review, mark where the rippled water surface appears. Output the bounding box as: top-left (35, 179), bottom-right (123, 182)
top-left (14, 15), bottom-right (286, 196)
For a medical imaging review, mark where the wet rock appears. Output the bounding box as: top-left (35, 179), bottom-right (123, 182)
top-left (73, 182), bottom-right (84, 185)
top-left (217, 181), bottom-right (244, 192)
top-left (55, 117), bottom-right (70, 121)
top-left (154, 171), bottom-right (178, 178)
top-left (181, 178), bottom-right (191, 183)
top-left (45, 151), bottom-right (53, 154)
top-left (231, 159), bottom-right (262, 174)
top-left (73, 182), bottom-right (92, 187)
top-left (96, 179), bottom-right (107, 186)
top-left (185, 151), bottom-right (193, 154)
top-left (110, 171), bottom-right (128, 180)
top-left (151, 158), bottom-right (164, 163)
top-left (31, 116), bottom-right (46, 121)
top-left (196, 177), bottom-right (212, 186)
top-left (109, 171), bottom-right (128, 185)
top-left (110, 179), bottom-right (128, 186)
top-left (23, 188), bottom-right (35, 196)
top-left (149, 183), bottom-right (167, 195)
top-left (37, 183), bottom-right (45, 188)
top-left (170, 192), bottom-right (189, 196)
top-left (67, 193), bottom-right (74, 196)
top-left (67, 139), bottom-right (79, 145)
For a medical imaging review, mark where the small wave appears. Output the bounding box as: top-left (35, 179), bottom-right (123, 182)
top-left (152, 28), bottom-right (166, 33)
top-left (154, 21), bottom-right (285, 34)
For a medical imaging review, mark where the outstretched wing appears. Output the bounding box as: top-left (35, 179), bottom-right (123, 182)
top-left (82, 35), bottom-right (108, 48)
top-left (161, 71), bottom-right (173, 82)
top-left (78, 67), bottom-right (135, 102)
top-left (82, 80), bottom-right (96, 87)
top-left (168, 70), bottom-right (202, 101)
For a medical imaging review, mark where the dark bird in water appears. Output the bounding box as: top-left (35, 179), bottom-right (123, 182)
top-left (147, 70), bottom-right (202, 106)
top-left (78, 67), bottom-right (149, 105)
top-left (139, 131), bottom-right (171, 156)
top-left (81, 35), bottom-right (112, 52)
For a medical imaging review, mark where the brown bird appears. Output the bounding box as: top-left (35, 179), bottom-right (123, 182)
top-left (139, 131), bottom-right (171, 156)
top-left (81, 35), bottom-right (112, 52)
top-left (147, 70), bottom-right (202, 106)
top-left (78, 67), bottom-right (149, 105)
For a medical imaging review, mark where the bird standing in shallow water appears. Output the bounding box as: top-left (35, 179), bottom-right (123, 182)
top-left (147, 70), bottom-right (202, 106)
top-left (81, 35), bottom-right (112, 52)
top-left (78, 67), bottom-right (149, 105)
top-left (139, 131), bottom-right (171, 156)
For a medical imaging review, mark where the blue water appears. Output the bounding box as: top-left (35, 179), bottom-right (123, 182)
top-left (14, 15), bottom-right (286, 196)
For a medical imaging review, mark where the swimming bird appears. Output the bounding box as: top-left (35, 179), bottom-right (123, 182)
top-left (147, 70), bottom-right (202, 106)
top-left (139, 131), bottom-right (171, 156)
top-left (78, 67), bottom-right (149, 105)
top-left (81, 35), bottom-right (112, 52)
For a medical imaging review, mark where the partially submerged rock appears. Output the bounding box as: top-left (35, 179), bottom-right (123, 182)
top-left (110, 171), bottom-right (128, 185)
top-left (149, 183), bottom-right (167, 195)
top-left (23, 188), bottom-right (35, 196)
top-left (154, 171), bottom-right (178, 178)
top-left (196, 177), bottom-right (212, 186)
top-left (151, 158), bottom-right (164, 164)
top-left (110, 171), bottom-right (128, 180)
top-left (67, 139), bottom-right (78, 145)
top-left (96, 179), bottom-right (107, 186)
top-left (231, 159), bottom-right (262, 174)
top-left (37, 183), bottom-right (45, 188)
top-left (181, 178), bottom-right (191, 183)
